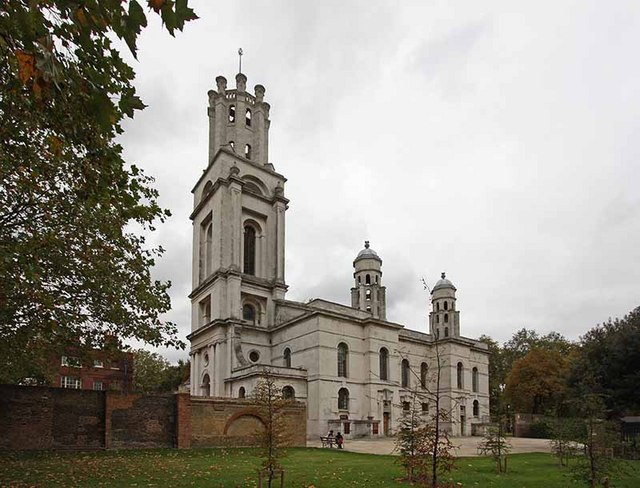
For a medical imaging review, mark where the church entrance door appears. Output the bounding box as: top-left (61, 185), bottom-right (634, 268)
top-left (383, 412), bottom-right (390, 436)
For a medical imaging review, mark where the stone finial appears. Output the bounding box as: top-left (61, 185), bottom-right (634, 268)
top-left (216, 75), bottom-right (227, 95)
top-left (254, 84), bottom-right (265, 102)
top-left (441, 272), bottom-right (446, 279)
top-left (364, 240), bottom-right (370, 249)
top-left (229, 163), bottom-right (240, 176)
top-left (236, 73), bottom-right (247, 92)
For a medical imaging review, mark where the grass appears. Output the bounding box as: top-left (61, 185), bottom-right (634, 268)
top-left (0, 448), bottom-right (638, 487)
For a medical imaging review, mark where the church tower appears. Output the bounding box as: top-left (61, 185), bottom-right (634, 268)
top-left (351, 241), bottom-right (387, 320)
top-left (190, 72), bottom-right (288, 360)
top-left (429, 272), bottom-right (460, 339)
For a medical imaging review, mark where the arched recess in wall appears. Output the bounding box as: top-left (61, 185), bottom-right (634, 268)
top-left (282, 386), bottom-right (295, 399)
top-left (283, 347), bottom-right (292, 368)
top-left (379, 347), bottom-right (389, 381)
top-left (201, 373), bottom-right (211, 397)
top-left (201, 180), bottom-right (213, 203)
top-left (337, 342), bottom-right (348, 378)
top-left (223, 410), bottom-right (266, 440)
top-left (401, 359), bottom-right (410, 388)
top-left (241, 175), bottom-right (268, 197)
top-left (238, 386), bottom-right (246, 398)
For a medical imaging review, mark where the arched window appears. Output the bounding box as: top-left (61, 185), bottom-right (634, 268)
top-left (375, 275), bottom-right (378, 284)
top-left (245, 108), bottom-right (252, 127)
top-left (436, 315), bottom-right (439, 324)
top-left (243, 225), bottom-right (256, 275)
top-left (239, 387), bottom-right (246, 398)
top-left (472, 367), bottom-right (479, 392)
top-left (444, 301), bottom-right (448, 311)
top-left (242, 304), bottom-right (256, 323)
top-left (379, 348), bottom-right (389, 381)
top-left (283, 348), bottom-right (291, 368)
top-left (358, 276), bottom-right (361, 284)
top-left (473, 400), bottom-right (479, 417)
top-left (337, 343), bottom-right (348, 377)
top-left (401, 359), bottom-right (410, 388)
top-left (444, 313), bottom-right (449, 323)
top-left (201, 181), bottom-right (213, 202)
top-left (202, 374), bottom-right (210, 397)
top-left (420, 362), bottom-right (428, 388)
top-left (283, 386), bottom-right (295, 400)
top-left (444, 327), bottom-right (449, 337)
top-left (205, 223), bottom-right (212, 277)
top-left (366, 305), bottom-right (371, 312)
top-left (436, 302), bottom-right (440, 312)
top-left (365, 274), bottom-right (371, 285)
top-left (228, 104), bottom-right (236, 123)
top-left (244, 144), bottom-right (252, 159)
top-left (338, 388), bottom-right (349, 410)
top-left (365, 289), bottom-right (371, 300)
top-left (457, 362), bottom-right (464, 389)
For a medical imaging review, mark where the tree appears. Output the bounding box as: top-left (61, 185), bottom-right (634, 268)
top-left (570, 306), bottom-right (640, 416)
top-left (504, 348), bottom-right (571, 414)
top-left (478, 335), bottom-right (507, 416)
top-left (0, 1), bottom-right (197, 382)
top-left (254, 371), bottom-right (291, 488)
top-left (478, 422), bottom-right (511, 473)
top-left (132, 349), bottom-right (188, 392)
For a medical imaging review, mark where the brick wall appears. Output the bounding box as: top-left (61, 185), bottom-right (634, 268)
top-left (0, 385), bottom-right (307, 451)
top-left (189, 397), bottom-right (307, 448)
top-left (0, 385), bottom-right (104, 450)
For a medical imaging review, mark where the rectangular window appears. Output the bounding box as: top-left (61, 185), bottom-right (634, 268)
top-left (61, 356), bottom-right (81, 368)
top-left (199, 296), bottom-right (212, 327)
top-left (343, 422), bottom-right (351, 435)
top-left (421, 403), bottom-right (429, 413)
top-left (93, 360), bottom-right (104, 368)
top-left (61, 376), bottom-right (81, 389)
top-left (93, 381), bottom-right (103, 391)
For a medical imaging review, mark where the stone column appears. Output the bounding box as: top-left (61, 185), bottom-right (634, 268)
top-left (274, 199), bottom-right (286, 283)
top-left (209, 343), bottom-right (216, 396)
top-left (189, 351), bottom-right (195, 395)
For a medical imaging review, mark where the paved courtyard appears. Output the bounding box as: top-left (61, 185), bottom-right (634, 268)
top-left (308, 436), bottom-right (552, 457)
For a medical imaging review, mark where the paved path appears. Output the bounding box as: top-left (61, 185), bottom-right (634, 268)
top-left (308, 437), bottom-right (552, 457)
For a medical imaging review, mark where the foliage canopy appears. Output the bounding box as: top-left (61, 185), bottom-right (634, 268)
top-left (0, 1), bottom-right (197, 382)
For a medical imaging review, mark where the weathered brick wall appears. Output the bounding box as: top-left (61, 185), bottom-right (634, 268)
top-left (0, 386), bottom-right (307, 450)
top-left (189, 397), bottom-right (306, 448)
top-left (0, 385), bottom-right (104, 450)
top-left (106, 393), bottom-right (176, 448)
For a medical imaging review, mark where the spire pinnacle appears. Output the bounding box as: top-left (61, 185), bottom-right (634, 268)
top-left (238, 47), bottom-right (243, 73)
top-left (364, 240), bottom-right (370, 249)
top-left (441, 272), bottom-right (446, 279)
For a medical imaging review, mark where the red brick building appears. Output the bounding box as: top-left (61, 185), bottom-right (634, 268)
top-left (54, 352), bottom-right (133, 393)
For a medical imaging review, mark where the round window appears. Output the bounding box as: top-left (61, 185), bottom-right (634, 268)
top-left (249, 351), bottom-right (260, 363)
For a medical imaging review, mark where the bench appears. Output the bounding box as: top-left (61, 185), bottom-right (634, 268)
top-left (320, 436), bottom-right (336, 448)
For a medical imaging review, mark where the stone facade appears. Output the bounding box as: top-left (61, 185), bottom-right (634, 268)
top-left (188, 73), bottom-right (491, 439)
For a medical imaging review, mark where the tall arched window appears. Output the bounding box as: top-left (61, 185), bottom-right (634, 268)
top-left (245, 108), bottom-right (252, 127)
top-left (283, 386), bottom-right (295, 400)
top-left (202, 374), bottom-right (210, 397)
top-left (337, 343), bottom-right (348, 377)
top-left (444, 313), bottom-right (449, 323)
top-left (238, 387), bottom-right (246, 398)
top-left (444, 301), bottom-right (448, 310)
top-left (244, 144), bottom-right (252, 159)
top-left (243, 225), bottom-right (256, 275)
top-left (205, 223), bottom-right (212, 277)
top-left (436, 302), bottom-right (440, 311)
top-left (420, 362), bottom-right (428, 388)
top-left (444, 327), bottom-right (449, 337)
top-left (228, 104), bottom-right (236, 123)
top-left (473, 400), bottom-right (479, 417)
top-left (283, 348), bottom-right (291, 368)
top-left (457, 362), bottom-right (464, 389)
top-left (338, 388), bottom-right (349, 410)
top-left (401, 359), bottom-right (410, 388)
top-left (242, 304), bottom-right (256, 323)
top-left (472, 367), bottom-right (479, 392)
top-left (379, 348), bottom-right (389, 381)
top-left (365, 274), bottom-right (371, 285)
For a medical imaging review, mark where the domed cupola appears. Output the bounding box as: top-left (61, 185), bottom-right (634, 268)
top-left (429, 272), bottom-right (460, 339)
top-left (351, 241), bottom-right (386, 320)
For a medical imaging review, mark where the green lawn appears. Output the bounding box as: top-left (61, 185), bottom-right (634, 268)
top-left (0, 448), bottom-right (638, 488)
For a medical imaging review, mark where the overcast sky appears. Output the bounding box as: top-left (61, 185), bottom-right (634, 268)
top-left (118, 1), bottom-right (640, 362)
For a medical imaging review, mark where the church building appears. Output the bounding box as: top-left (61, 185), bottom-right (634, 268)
top-left (188, 72), bottom-right (490, 438)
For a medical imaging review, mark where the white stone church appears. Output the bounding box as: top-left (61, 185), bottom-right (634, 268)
top-left (188, 72), bottom-right (490, 439)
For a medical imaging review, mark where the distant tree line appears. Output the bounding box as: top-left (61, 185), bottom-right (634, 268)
top-left (480, 305), bottom-right (640, 420)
